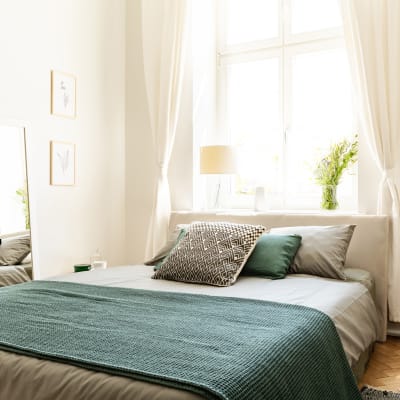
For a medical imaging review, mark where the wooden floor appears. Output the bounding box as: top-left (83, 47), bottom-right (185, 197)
top-left (360, 336), bottom-right (400, 391)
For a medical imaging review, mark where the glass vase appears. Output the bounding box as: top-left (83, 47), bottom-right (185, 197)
top-left (321, 185), bottom-right (338, 210)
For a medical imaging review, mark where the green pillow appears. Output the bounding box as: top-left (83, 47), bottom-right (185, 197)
top-left (242, 234), bottom-right (302, 279)
top-left (154, 228), bottom-right (187, 271)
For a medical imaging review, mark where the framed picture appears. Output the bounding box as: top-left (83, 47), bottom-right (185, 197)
top-left (50, 70), bottom-right (76, 118)
top-left (50, 141), bottom-right (75, 186)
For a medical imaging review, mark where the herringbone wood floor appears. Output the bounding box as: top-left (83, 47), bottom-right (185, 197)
top-left (360, 336), bottom-right (400, 391)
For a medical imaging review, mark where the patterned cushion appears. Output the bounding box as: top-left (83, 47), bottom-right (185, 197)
top-left (153, 228), bottom-right (187, 271)
top-left (152, 221), bottom-right (266, 286)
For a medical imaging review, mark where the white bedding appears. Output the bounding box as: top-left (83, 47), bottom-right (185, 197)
top-left (52, 265), bottom-right (379, 367)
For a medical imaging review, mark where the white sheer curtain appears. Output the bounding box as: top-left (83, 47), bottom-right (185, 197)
top-left (341, 0), bottom-right (400, 321)
top-left (141, 0), bottom-right (190, 258)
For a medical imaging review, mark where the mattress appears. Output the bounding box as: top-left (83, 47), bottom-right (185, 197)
top-left (0, 265), bottom-right (378, 400)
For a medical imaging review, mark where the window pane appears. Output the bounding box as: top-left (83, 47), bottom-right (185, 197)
top-left (213, 1), bottom-right (356, 210)
top-left (287, 48), bottom-right (355, 206)
top-left (225, 0), bottom-right (279, 46)
top-left (291, 0), bottom-right (342, 34)
top-left (226, 59), bottom-right (282, 193)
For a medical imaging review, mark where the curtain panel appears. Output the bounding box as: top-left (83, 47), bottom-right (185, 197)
top-left (141, 0), bottom-right (190, 258)
top-left (341, 0), bottom-right (400, 321)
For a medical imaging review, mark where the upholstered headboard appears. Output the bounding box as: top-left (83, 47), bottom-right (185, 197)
top-left (170, 211), bottom-right (389, 341)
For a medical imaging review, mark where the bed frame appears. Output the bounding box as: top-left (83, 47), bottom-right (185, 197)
top-left (170, 211), bottom-right (389, 341)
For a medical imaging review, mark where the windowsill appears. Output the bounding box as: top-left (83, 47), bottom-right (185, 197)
top-left (173, 209), bottom-right (366, 216)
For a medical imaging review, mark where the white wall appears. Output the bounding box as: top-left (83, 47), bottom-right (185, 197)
top-left (0, 0), bottom-right (126, 278)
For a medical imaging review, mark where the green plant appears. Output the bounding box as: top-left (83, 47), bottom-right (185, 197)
top-left (16, 183), bottom-right (30, 230)
top-left (314, 136), bottom-right (358, 209)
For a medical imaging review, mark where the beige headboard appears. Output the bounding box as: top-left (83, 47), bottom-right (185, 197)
top-left (170, 211), bottom-right (389, 341)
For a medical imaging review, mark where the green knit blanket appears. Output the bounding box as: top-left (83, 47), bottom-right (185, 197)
top-left (0, 281), bottom-right (361, 400)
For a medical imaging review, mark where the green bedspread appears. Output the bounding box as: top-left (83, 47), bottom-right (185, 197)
top-left (0, 281), bottom-right (361, 400)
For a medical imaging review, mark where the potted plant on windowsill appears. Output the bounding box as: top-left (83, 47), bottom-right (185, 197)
top-left (314, 136), bottom-right (358, 210)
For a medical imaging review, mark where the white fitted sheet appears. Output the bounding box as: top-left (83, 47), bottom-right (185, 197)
top-left (52, 265), bottom-right (379, 367)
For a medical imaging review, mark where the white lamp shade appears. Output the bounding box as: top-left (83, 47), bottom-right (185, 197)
top-left (200, 145), bottom-right (237, 174)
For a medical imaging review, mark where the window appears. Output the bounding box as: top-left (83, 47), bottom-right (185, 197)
top-left (216, 0), bottom-right (356, 210)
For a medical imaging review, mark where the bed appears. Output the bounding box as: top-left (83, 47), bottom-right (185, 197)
top-left (0, 212), bottom-right (389, 400)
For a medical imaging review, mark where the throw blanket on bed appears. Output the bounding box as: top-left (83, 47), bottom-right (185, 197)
top-left (0, 281), bottom-right (361, 400)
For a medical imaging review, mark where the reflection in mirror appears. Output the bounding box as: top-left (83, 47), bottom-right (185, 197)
top-left (0, 125), bottom-right (32, 283)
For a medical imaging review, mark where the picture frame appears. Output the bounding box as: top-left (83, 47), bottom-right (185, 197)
top-left (50, 70), bottom-right (76, 118)
top-left (50, 141), bottom-right (75, 186)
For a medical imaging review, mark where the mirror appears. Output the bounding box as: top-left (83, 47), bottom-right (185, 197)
top-left (0, 125), bottom-right (32, 279)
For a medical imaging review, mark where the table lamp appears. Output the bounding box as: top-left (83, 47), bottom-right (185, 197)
top-left (200, 145), bottom-right (237, 209)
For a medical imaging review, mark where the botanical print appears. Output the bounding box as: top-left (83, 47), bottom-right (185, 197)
top-left (50, 141), bottom-right (75, 186)
top-left (51, 71), bottom-right (76, 118)
top-left (60, 79), bottom-right (70, 109)
top-left (57, 146), bottom-right (70, 174)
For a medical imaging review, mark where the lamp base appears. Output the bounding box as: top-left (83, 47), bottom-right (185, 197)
top-left (202, 175), bottom-right (230, 210)
top-left (214, 181), bottom-right (222, 209)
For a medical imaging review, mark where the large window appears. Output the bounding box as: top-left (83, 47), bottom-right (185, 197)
top-left (216, 0), bottom-right (356, 210)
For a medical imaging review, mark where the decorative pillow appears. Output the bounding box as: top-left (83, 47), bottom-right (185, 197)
top-left (144, 224), bottom-right (189, 266)
top-left (270, 225), bottom-right (355, 280)
top-left (153, 221), bottom-right (266, 287)
top-left (241, 234), bottom-right (302, 279)
top-left (0, 266), bottom-right (31, 287)
top-left (153, 228), bottom-right (187, 271)
top-left (0, 234), bottom-right (31, 266)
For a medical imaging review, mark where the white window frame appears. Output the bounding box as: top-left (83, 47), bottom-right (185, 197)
top-left (215, 0), bottom-right (357, 211)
